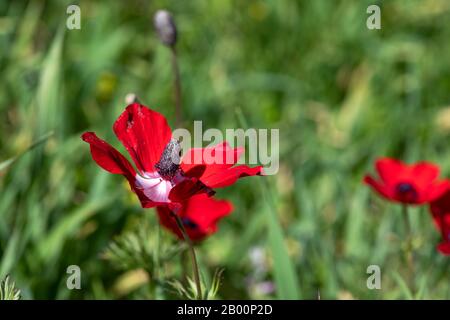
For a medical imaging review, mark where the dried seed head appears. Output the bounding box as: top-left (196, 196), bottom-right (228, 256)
top-left (154, 10), bottom-right (177, 47)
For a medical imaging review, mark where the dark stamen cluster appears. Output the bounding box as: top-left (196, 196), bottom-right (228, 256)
top-left (155, 139), bottom-right (182, 180)
top-left (396, 182), bottom-right (418, 201)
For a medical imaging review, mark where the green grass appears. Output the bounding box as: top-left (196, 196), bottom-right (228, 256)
top-left (1, 0), bottom-right (450, 299)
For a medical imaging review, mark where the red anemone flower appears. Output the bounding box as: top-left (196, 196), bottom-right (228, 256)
top-left (82, 103), bottom-right (263, 209)
top-left (430, 191), bottom-right (450, 255)
top-left (157, 194), bottom-right (233, 241)
top-left (363, 158), bottom-right (450, 205)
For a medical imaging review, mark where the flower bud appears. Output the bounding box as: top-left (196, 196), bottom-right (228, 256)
top-left (125, 93), bottom-right (139, 105)
top-left (153, 10), bottom-right (177, 47)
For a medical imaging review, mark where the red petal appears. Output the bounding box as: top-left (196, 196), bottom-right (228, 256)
top-left (168, 178), bottom-right (213, 203)
top-left (157, 194), bottom-right (233, 241)
top-left (201, 165), bottom-right (263, 188)
top-left (181, 142), bottom-right (262, 188)
top-left (113, 103), bottom-right (172, 173)
top-left (181, 142), bottom-right (242, 176)
top-left (375, 158), bottom-right (405, 185)
top-left (156, 206), bottom-right (182, 239)
top-left (81, 132), bottom-right (158, 209)
top-left (424, 180), bottom-right (450, 203)
top-left (437, 242), bottom-right (450, 255)
top-left (137, 195), bottom-right (159, 208)
top-left (182, 194), bottom-right (233, 236)
top-left (430, 190), bottom-right (450, 238)
top-left (81, 132), bottom-right (135, 178)
top-left (363, 175), bottom-right (394, 201)
top-left (411, 162), bottom-right (440, 189)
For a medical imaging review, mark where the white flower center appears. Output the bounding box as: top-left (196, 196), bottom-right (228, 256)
top-left (135, 172), bottom-right (173, 203)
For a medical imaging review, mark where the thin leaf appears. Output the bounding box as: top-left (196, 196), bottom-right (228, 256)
top-left (0, 275), bottom-right (21, 300)
top-left (0, 131), bottom-right (54, 172)
top-left (236, 107), bottom-right (300, 299)
top-left (392, 271), bottom-right (414, 300)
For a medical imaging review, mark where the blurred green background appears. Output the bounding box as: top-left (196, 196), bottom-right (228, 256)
top-left (1, 0), bottom-right (450, 299)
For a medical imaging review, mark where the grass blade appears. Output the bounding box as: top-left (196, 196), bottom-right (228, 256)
top-left (236, 107), bottom-right (300, 299)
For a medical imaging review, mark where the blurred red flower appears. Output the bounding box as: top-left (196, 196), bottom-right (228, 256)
top-left (430, 191), bottom-right (450, 255)
top-left (363, 158), bottom-right (450, 205)
top-left (82, 103), bottom-right (263, 209)
top-left (157, 194), bottom-right (233, 241)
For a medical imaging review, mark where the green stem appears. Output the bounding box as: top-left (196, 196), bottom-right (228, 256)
top-left (402, 204), bottom-right (415, 295)
top-left (170, 46), bottom-right (182, 127)
top-left (168, 36), bottom-right (201, 300)
top-left (171, 213), bottom-right (202, 300)
top-left (154, 222), bottom-right (160, 276)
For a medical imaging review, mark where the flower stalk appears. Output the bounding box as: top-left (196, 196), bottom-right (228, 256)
top-left (171, 212), bottom-right (203, 300)
top-left (170, 46), bottom-right (182, 127)
top-left (154, 9), bottom-right (182, 127)
top-left (402, 204), bottom-right (415, 294)
top-left (154, 9), bottom-right (199, 298)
